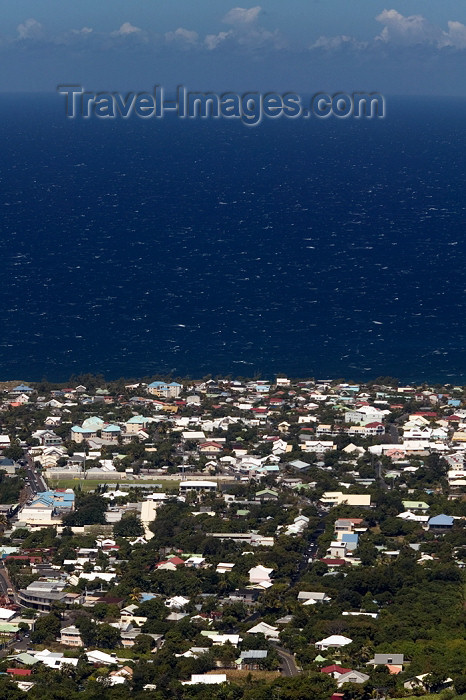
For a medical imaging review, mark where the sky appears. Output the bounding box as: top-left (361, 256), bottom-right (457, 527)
top-left (2, 1), bottom-right (466, 95)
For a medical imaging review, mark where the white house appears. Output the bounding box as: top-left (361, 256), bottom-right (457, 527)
top-left (315, 635), bottom-right (353, 650)
top-left (249, 565), bottom-right (273, 585)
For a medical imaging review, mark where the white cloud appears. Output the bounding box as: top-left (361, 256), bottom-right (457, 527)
top-left (165, 27), bottom-right (199, 45)
top-left (440, 20), bottom-right (466, 49)
top-left (219, 5), bottom-right (284, 49)
top-left (204, 31), bottom-right (232, 50)
top-left (223, 6), bottom-right (262, 26)
top-left (311, 10), bottom-right (466, 53)
top-left (71, 27), bottom-right (93, 36)
top-left (111, 22), bottom-right (142, 37)
top-left (375, 9), bottom-right (440, 46)
top-left (311, 35), bottom-right (367, 51)
top-left (17, 18), bottom-right (43, 40)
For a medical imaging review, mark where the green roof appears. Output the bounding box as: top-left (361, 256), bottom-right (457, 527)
top-left (10, 653), bottom-right (39, 666)
top-left (402, 501), bottom-right (429, 509)
top-left (0, 622), bottom-right (19, 632)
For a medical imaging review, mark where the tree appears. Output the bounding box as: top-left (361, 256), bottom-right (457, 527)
top-left (453, 675), bottom-right (466, 695)
top-left (133, 633), bottom-right (154, 654)
top-left (114, 514), bottom-right (144, 538)
top-left (31, 612), bottom-right (61, 643)
top-left (96, 623), bottom-right (121, 649)
top-left (3, 444), bottom-right (23, 461)
top-left (75, 615), bottom-right (98, 646)
top-left (62, 493), bottom-right (107, 526)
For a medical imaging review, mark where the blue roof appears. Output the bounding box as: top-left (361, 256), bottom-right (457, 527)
top-left (428, 514), bottom-right (454, 526)
top-left (102, 424), bottom-right (121, 432)
top-left (342, 533), bottom-right (359, 543)
top-left (169, 382), bottom-right (182, 387)
top-left (32, 490), bottom-right (75, 509)
top-left (148, 381), bottom-right (167, 388)
top-left (82, 416), bottom-right (105, 428)
top-left (13, 384), bottom-right (33, 391)
top-left (127, 415), bottom-right (146, 423)
top-left (240, 650), bottom-right (268, 659)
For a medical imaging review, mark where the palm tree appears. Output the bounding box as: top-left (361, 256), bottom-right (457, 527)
top-left (129, 587), bottom-right (142, 603)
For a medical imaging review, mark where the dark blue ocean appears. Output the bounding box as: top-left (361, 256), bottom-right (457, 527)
top-left (1, 94), bottom-right (466, 383)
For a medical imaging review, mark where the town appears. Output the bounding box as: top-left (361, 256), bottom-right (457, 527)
top-left (0, 374), bottom-right (464, 700)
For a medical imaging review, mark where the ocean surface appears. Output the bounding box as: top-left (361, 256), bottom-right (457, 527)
top-left (1, 94), bottom-right (466, 384)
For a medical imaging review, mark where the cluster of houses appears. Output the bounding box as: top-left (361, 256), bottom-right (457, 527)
top-left (1, 376), bottom-right (466, 694)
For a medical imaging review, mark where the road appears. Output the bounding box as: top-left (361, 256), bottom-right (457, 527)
top-left (387, 424), bottom-right (399, 444)
top-left (375, 460), bottom-right (388, 491)
top-left (275, 646), bottom-right (300, 676)
top-left (24, 454), bottom-right (47, 494)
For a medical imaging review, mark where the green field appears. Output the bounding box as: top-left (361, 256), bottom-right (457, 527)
top-left (45, 477), bottom-right (181, 491)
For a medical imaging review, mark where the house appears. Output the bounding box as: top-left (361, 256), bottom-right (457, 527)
top-left (321, 665), bottom-right (352, 679)
top-left (148, 381), bottom-right (182, 398)
top-left (32, 429), bottom-right (63, 446)
top-left (249, 565), bottom-right (273, 585)
top-left (201, 632), bottom-right (241, 646)
top-left (156, 556), bottom-right (184, 571)
top-left (101, 425), bottom-right (121, 443)
top-left (428, 514), bottom-right (454, 531)
top-left (125, 415), bottom-right (149, 434)
top-left (368, 653), bottom-right (404, 669)
top-left (344, 406), bottom-right (387, 424)
top-left (0, 435), bottom-right (11, 448)
top-left (315, 635), bottom-right (352, 650)
top-left (255, 489), bottom-right (279, 501)
top-left (228, 589), bottom-right (260, 604)
top-left (182, 674), bottom-right (227, 685)
top-left (321, 492), bottom-right (371, 507)
top-left (86, 650), bottom-right (117, 666)
top-left (341, 533), bottom-right (359, 551)
top-left (302, 440), bottom-right (336, 454)
top-left (11, 384), bottom-right (34, 394)
top-left (165, 596), bottom-right (190, 609)
top-left (60, 625), bottom-right (83, 647)
top-left (198, 442), bottom-right (223, 455)
top-left (402, 500), bottom-right (429, 512)
top-left (247, 622), bottom-right (279, 640)
top-left (216, 563), bottom-right (235, 574)
top-left (297, 591), bottom-right (331, 604)
top-left (334, 518), bottom-right (363, 536)
top-left (33, 649), bottom-right (79, 669)
top-left (237, 650), bottom-right (268, 670)
top-left (404, 674), bottom-right (453, 692)
top-left (337, 671), bottom-right (370, 687)
top-left (179, 480), bottom-right (217, 494)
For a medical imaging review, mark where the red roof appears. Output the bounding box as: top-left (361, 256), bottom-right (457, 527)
top-left (5, 555), bottom-right (42, 563)
top-left (414, 412), bottom-right (437, 417)
top-left (364, 422), bottom-right (383, 428)
top-left (7, 668), bottom-right (32, 676)
top-left (321, 665), bottom-right (352, 675)
top-left (167, 556), bottom-right (185, 566)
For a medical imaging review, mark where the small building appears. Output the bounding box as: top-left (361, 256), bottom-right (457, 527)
top-left (60, 625), bottom-right (83, 647)
top-left (179, 480), bottom-right (217, 494)
top-left (315, 635), bottom-right (352, 650)
top-left (428, 514), bottom-right (454, 531)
